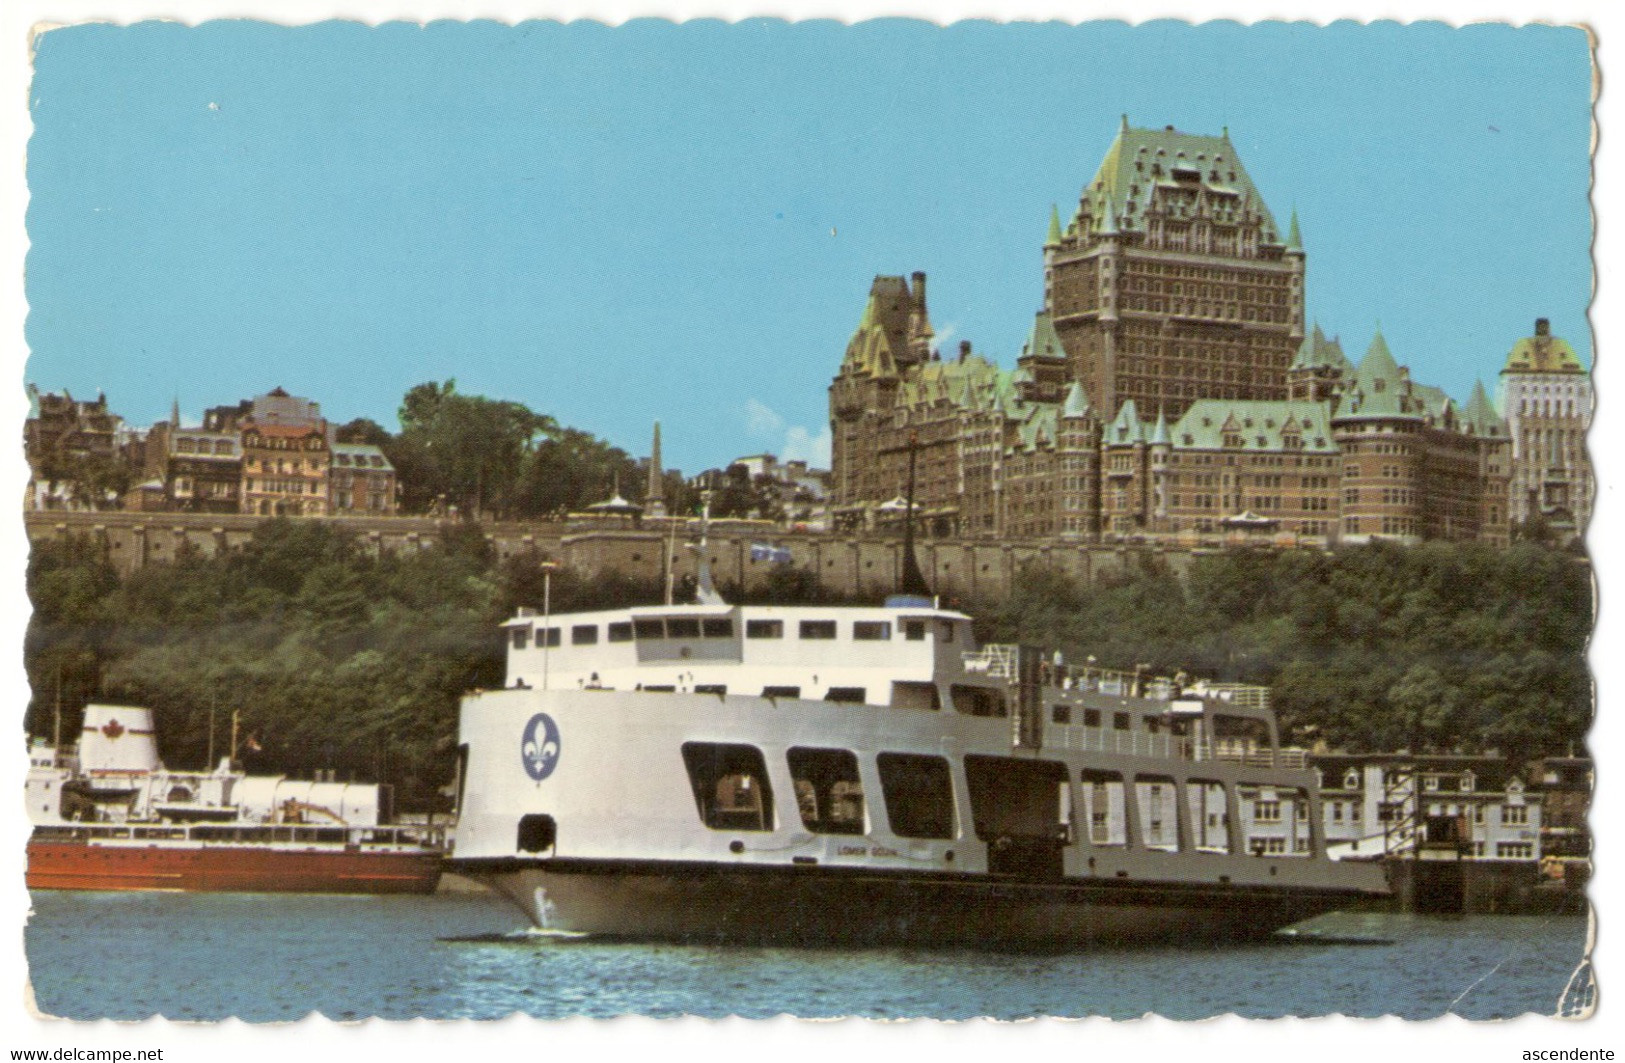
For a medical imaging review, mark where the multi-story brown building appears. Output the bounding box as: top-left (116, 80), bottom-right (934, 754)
top-left (1497, 318), bottom-right (1591, 536)
top-left (1044, 119), bottom-right (1305, 421)
top-left (330, 442), bottom-right (397, 516)
top-left (164, 428), bottom-right (243, 513)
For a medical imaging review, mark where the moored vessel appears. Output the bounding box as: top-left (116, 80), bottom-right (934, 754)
top-left (26, 705), bottom-right (443, 894)
top-left (448, 564), bottom-right (1390, 947)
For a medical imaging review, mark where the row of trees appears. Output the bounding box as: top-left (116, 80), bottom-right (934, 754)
top-left (338, 381), bottom-right (783, 520)
top-left (26, 525), bottom-right (1591, 812)
top-left (985, 541), bottom-right (1592, 756)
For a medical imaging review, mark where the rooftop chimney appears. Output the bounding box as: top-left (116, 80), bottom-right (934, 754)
top-left (911, 271), bottom-right (927, 313)
top-left (1536, 318), bottom-right (1551, 337)
top-left (959, 340), bottom-right (971, 363)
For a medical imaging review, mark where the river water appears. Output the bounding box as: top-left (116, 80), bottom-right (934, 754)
top-left (23, 891), bottom-right (1589, 1022)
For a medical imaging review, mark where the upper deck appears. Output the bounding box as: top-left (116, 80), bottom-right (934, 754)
top-left (497, 599), bottom-right (1287, 767)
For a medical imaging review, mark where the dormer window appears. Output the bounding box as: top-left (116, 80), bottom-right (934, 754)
top-left (1344, 770), bottom-right (1360, 790)
top-left (1460, 772), bottom-right (1476, 793)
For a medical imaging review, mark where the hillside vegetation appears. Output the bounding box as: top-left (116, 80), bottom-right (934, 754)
top-left (26, 525), bottom-right (1591, 810)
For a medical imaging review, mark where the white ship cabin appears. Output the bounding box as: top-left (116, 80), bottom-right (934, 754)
top-left (497, 598), bottom-right (1288, 767)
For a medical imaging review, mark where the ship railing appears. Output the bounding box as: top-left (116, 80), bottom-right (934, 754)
top-left (1042, 727), bottom-right (1186, 759)
top-left (32, 820), bottom-right (449, 852)
top-left (1188, 742), bottom-right (1307, 770)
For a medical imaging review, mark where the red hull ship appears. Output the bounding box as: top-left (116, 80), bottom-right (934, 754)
top-left (27, 828), bottom-right (443, 894)
top-left (27, 705), bottom-right (445, 895)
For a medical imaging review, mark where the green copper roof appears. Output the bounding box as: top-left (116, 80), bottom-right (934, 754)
top-left (1081, 122), bottom-right (1280, 242)
top-left (1286, 209), bottom-right (1302, 251)
top-left (1022, 311), bottom-right (1067, 362)
top-left (1334, 331), bottom-right (1424, 421)
top-left (1173, 400), bottom-right (1336, 452)
top-left (1150, 407), bottom-right (1171, 445)
top-left (1047, 204), bottom-right (1062, 246)
top-left (1292, 323), bottom-right (1353, 373)
top-left (1460, 379), bottom-right (1506, 437)
top-left (1061, 381), bottom-right (1094, 419)
top-left (839, 291), bottom-right (901, 378)
top-left (1108, 399), bottom-right (1144, 444)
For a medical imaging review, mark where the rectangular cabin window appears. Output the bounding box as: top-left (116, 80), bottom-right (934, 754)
top-left (788, 747), bottom-right (866, 835)
top-left (877, 753), bottom-right (956, 840)
top-left (571, 624), bottom-right (598, 646)
top-left (1187, 779), bottom-right (1231, 853)
top-left (950, 684), bottom-right (1007, 718)
top-left (853, 621), bottom-right (891, 641)
top-left (538, 627), bottom-right (560, 648)
top-left (965, 755), bottom-right (1071, 878)
top-left (1134, 776), bottom-right (1179, 851)
top-left (702, 618), bottom-right (734, 638)
top-left (746, 619), bottom-right (783, 639)
top-left (693, 684), bottom-right (727, 696)
top-left (608, 622), bottom-right (633, 643)
top-left (641, 685), bottom-right (676, 693)
top-left (666, 618), bottom-right (701, 639)
top-left (904, 620), bottom-right (928, 641)
top-left (680, 742), bottom-right (775, 832)
top-left (938, 620), bottom-right (956, 643)
top-left (1113, 712), bottom-right (1131, 731)
top-left (762, 685), bottom-right (801, 699)
top-left (1080, 770), bottom-right (1128, 847)
top-left (1052, 704), bottom-right (1071, 725)
top-left (1083, 708), bottom-right (1102, 728)
top-left (800, 620), bottom-right (838, 640)
top-left (510, 627), bottom-right (530, 650)
top-left (633, 619), bottom-right (666, 640)
top-left (825, 687), bottom-right (866, 705)
top-left (1146, 717), bottom-right (1161, 734)
top-left (890, 681), bottom-right (941, 711)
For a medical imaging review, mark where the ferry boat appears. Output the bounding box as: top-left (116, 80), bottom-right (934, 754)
top-left (26, 705), bottom-right (444, 894)
top-left (447, 566), bottom-right (1389, 948)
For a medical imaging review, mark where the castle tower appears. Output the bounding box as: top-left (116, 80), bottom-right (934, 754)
top-left (1331, 332), bottom-right (1425, 543)
top-left (1046, 121), bottom-right (1305, 420)
top-left (1497, 318), bottom-right (1591, 533)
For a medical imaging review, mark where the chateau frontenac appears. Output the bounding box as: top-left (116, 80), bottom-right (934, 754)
top-left (830, 121), bottom-right (1591, 547)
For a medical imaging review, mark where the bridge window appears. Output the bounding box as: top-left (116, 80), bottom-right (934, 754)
top-left (825, 687), bottom-right (866, 705)
top-left (800, 620), bottom-right (837, 640)
top-left (703, 618), bottom-right (734, 638)
top-left (680, 742), bottom-right (775, 832)
top-left (666, 618), bottom-right (701, 639)
top-left (746, 619), bottom-right (783, 639)
top-left (571, 624), bottom-right (598, 645)
top-left (950, 684), bottom-right (1006, 718)
top-left (877, 753), bottom-right (956, 840)
top-left (890, 681), bottom-right (940, 711)
top-left (537, 627), bottom-right (560, 648)
top-left (510, 627), bottom-right (530, 650)
top-left (634, 619), bottom-right (665, 640)
top-left (608, 622), bottom-right (633, 643)
top-left (903, 620), bottom-right (928, 641)
top-left (788, 747), bottom-right (865, 835)
top-left (853, 621), bottom-right (892, 641)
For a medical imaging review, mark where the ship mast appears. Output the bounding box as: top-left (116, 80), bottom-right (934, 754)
top-left (898, 430), bottom-right (933, 599)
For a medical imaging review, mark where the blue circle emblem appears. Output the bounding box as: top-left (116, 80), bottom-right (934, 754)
top-left (521, 712), bottom-right (561, 781)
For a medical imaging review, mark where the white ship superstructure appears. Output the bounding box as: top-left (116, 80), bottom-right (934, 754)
top-left (450, 592), bottom-right (1389, 947)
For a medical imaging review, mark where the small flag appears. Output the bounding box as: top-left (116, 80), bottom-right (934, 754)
top-left (750, 543), bottom-right (792, 564)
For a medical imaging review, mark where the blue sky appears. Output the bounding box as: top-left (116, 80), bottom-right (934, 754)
top-left (24, 19), bottom-right (1593, 475)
